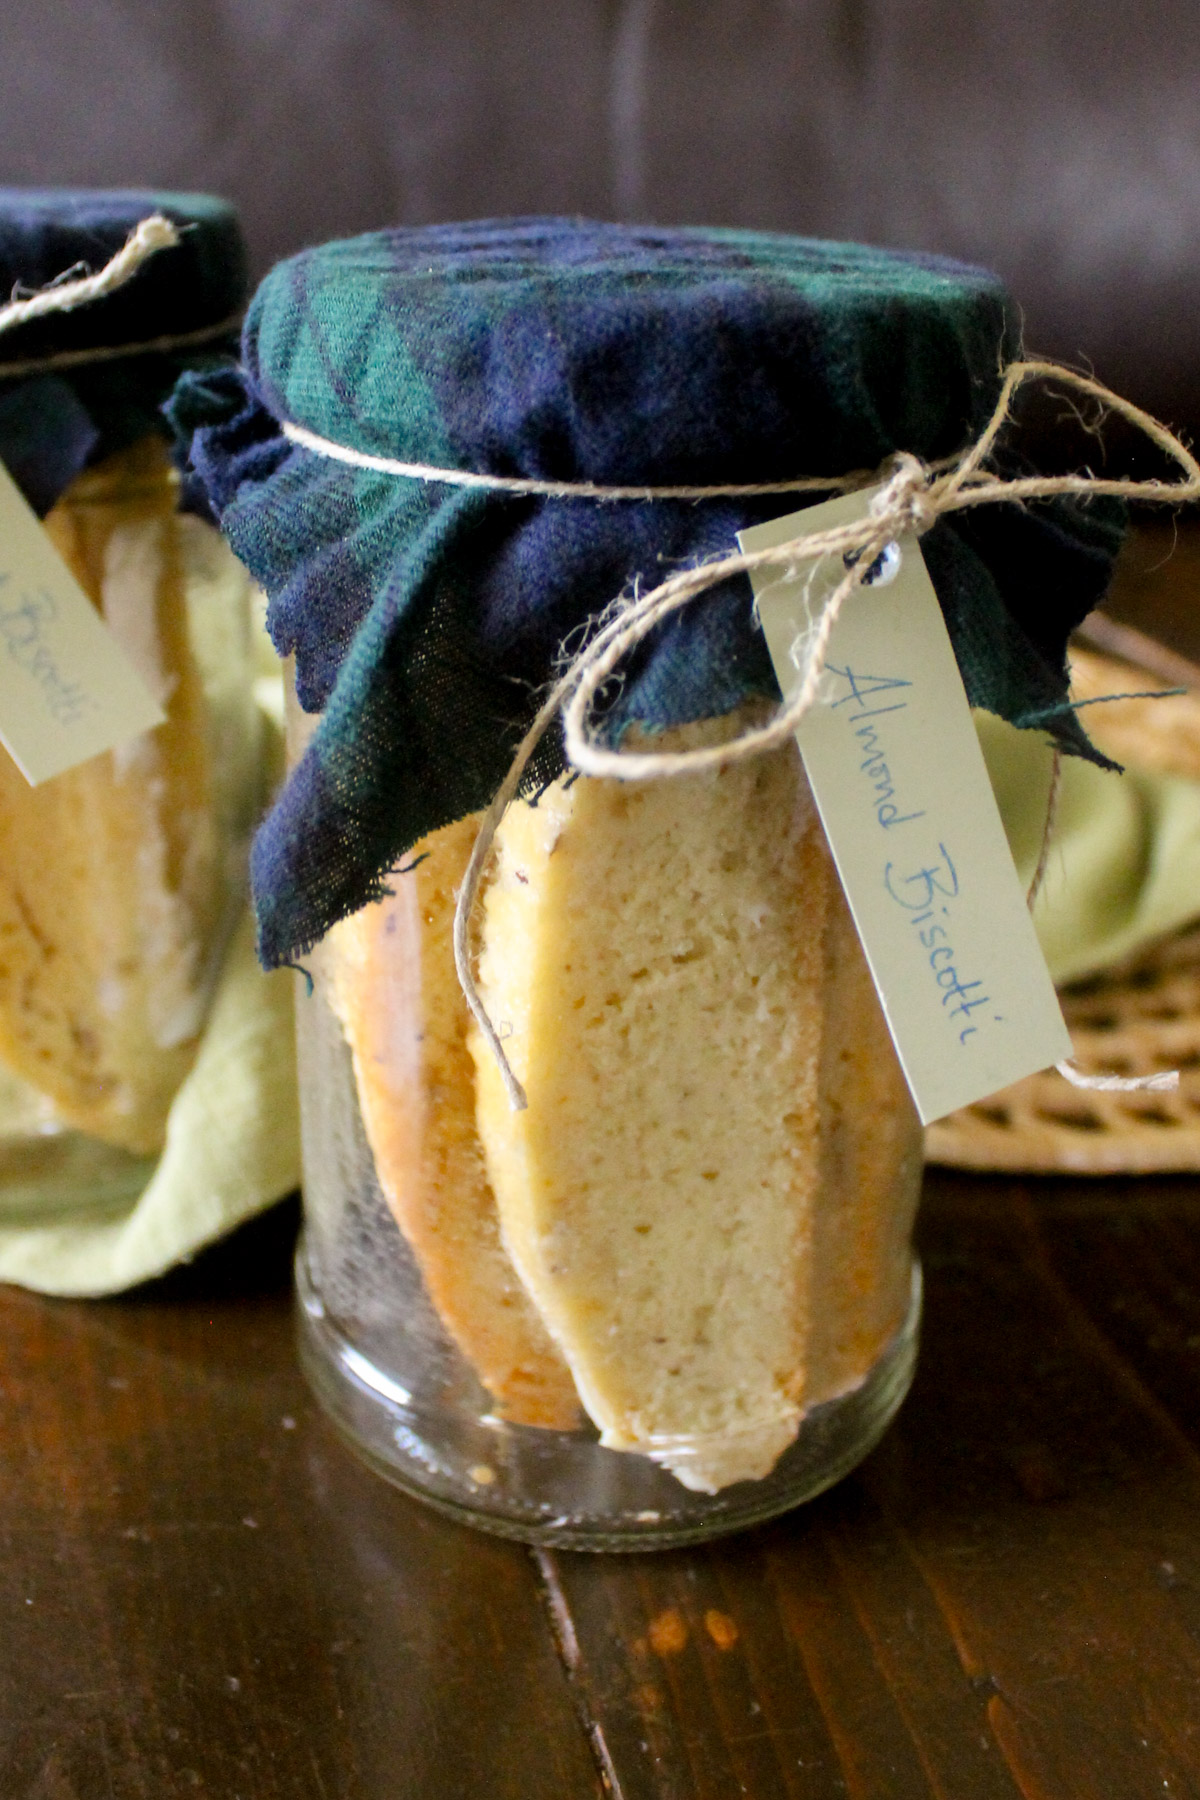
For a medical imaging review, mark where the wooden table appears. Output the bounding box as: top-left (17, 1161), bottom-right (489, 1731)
top-left (4, 1169), bottom-right (1200, 1799)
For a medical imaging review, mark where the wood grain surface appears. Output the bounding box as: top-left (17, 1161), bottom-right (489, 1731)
top-left (0, 1203), bottom-right (601, 1800)
top-left (3, 1173), bottom-right (1200, 1799)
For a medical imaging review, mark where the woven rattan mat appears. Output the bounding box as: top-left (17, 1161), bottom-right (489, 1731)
top-left (927, 628), bottom-right (1200, 1175)
top-left (926, 924), bottom-right (1200, 1174)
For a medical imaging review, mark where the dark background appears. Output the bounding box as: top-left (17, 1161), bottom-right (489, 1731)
top-left (2, 0), bottom-right (1199, 428)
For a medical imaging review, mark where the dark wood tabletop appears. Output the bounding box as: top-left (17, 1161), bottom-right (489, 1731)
top-left (4, 1168), bottom-right (1200, 1800)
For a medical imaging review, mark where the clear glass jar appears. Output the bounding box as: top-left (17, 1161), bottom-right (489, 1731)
top-left (0, 437), bottom-right (261, 1222)
top-left (293, 693), bottom-right (924, 1550)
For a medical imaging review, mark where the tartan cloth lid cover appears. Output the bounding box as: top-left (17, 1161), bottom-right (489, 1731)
top-left (167, 217), bottom-right (1123, 970)
top-left (0, 189), bottom-right (246, 516)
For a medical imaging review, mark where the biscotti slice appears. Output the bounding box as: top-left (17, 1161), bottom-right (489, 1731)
top-left (470, 712), bottom-right (832, 1492)
top-left (324, 815), bottom-right (580, 1430)
top-left (0, 439), bottom-right (224, 1153)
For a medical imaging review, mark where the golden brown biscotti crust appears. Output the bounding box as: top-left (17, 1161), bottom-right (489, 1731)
top-left (324, 816), bottom-right (580, 1431)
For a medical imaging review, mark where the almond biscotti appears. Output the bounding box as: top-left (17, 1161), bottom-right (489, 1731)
top-left (0, 440), bottom-right (225, 1154)
top-left (324, 815), bottom-right (580, 1430)
top-left (322, 703), bottom-right (920, 1489)
top-left (469, 710), bottom-right (919, 1492)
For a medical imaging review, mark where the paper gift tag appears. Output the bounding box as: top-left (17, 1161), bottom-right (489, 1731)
top-left (0, 456), bottom-right (165, 785)
top-left (739, 489), bottom-right (1072, 1124)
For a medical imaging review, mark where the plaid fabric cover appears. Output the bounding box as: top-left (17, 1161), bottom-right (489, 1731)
top-left (168, 218), bottom-right (1123, 968)
top-left (0, 189), bottom-right (245, 516)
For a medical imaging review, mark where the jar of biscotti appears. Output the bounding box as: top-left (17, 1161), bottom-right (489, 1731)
top-left (0, 191), bottom-right (261, 1216)
top-left (175, 220), bottom-right (1122, 1547)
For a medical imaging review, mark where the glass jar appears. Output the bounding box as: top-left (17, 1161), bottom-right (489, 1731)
top-left (293, 696), bottom-right (924, 1549)
top-left (0, 436), bottom-right (261, 1221)
top-left (176, 217), bottom-right (1118, 1550)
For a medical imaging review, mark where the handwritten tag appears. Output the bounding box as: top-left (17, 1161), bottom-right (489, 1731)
top-left (0, 457), bottom-right (165, 784)
top-left (739, 488), bottom-right (1071, 1124)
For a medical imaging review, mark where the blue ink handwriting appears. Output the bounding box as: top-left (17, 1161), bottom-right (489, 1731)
top-left (826, 663), bottom-right (926, 832)
top-left (884, 843), bottom-right (996, 1046)
top-left (0, 577), bottom-right (96, 728)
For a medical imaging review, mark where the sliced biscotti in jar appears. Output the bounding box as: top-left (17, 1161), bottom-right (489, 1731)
top-left (0, 439), bottom-right (225, 1154)
top-left (324, 814), bottom-right (580, 1430)
top-left (469, 709), bottom-right (842, 1493)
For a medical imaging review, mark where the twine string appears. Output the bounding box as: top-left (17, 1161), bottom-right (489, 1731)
top-left (0, 312), bottom-right (244, 382)
top-left (280, 417), bottom-right (875, 503)
top-left (1057, 1057), bottom-right (1179, 1096)
top-left (281, 361), bottom-right (1200, 510)
top-left (278, 363), bottom-right (1200, 1111)
top-left (0, 213), bottom-right (181, 339)
top-left (0, 213), bottom-right (241, 381)
top-left (1026, 748), bottom-right (1063, 911)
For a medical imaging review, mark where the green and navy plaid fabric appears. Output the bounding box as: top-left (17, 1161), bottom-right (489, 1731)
top-left (169, 218), bottom-right (1122, 968)
top-left (0, 190), bottom-right (245, 516)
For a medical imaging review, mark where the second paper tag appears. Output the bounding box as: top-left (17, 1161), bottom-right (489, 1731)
top-left (0, 456), bottom-right (165, 785)
top-left (740, 489), bottom-right (1072, 1125)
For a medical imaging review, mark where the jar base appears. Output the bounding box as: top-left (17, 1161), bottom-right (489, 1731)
top-left (296, 1246), bottom-right (921, 1551)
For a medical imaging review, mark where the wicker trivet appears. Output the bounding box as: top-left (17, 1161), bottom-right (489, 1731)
top-left (927, 623), bottom-right (1200, 1175)
top-left (926, 924), bottom-right (1200, 1174)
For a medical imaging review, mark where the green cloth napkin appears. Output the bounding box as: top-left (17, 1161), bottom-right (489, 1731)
top-left (977, 710), bottom-right (1200, 987)
top-left (0, 907), bottom-right (298, 1295)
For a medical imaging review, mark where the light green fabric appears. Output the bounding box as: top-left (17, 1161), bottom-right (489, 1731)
top-left (977, 710), bottom-right (1200, 987)
top-left (0, 907), bottom-right (298, 1295)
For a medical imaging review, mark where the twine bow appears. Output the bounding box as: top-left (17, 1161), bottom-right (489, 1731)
top-left (440, 360), bottom-right (1200, 1108)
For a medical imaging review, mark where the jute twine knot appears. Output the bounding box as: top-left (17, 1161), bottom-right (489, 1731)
top-left (872, 451), bottom-right (938, 536)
